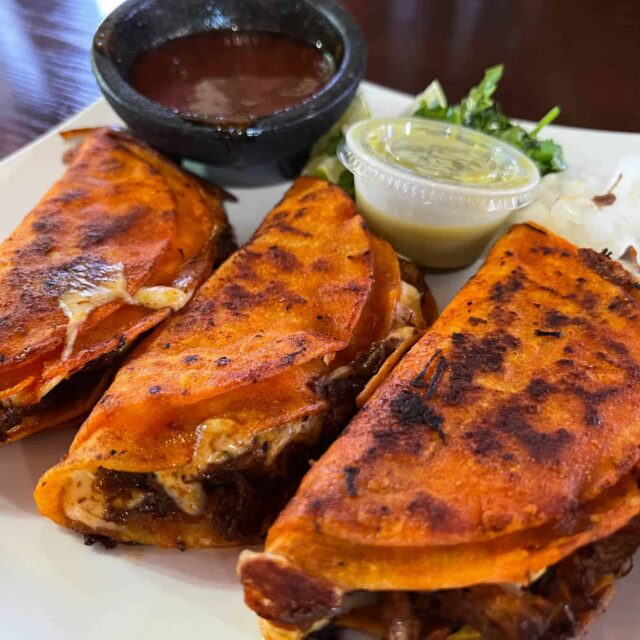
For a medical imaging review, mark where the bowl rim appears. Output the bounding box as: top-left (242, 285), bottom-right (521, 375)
top-left (91, 0), bottom-right (367, 138)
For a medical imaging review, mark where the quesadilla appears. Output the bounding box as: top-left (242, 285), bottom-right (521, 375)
top-left (35, 176), bottom-right (433, 549)
top-left (0, 128), bottom-right (231, 444)
top-left (239, 222), bottom-right (640, 640)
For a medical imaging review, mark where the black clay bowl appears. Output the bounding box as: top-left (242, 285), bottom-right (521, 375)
top-left (92, 0), bottom-right (367, 167)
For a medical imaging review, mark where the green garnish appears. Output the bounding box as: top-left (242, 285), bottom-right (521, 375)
top-left (411, 64), bottom-right (566, 175)
top-left (302, 92), bottom-right (370, 197)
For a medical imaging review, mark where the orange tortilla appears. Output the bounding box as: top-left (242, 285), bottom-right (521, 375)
top-left (0, 128), bottom-right (230, 444)
top-left (35, 177), bottom-right (427, 548)
top-left (238, 223), bottom-right (640, 635)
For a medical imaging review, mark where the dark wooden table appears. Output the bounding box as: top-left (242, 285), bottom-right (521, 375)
top-left (1, 0), bottom-right (639, 159)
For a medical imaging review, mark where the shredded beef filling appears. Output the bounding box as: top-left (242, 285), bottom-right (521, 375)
top-left (97, 470), bottom-right (180, 523)
top-left (93, 336), bottom-right (403, 542)
top-left (0, 367), bottom-right (111, 442)
top-left (316, 515), bottom-right (640, 640)
top-left (310, 337), bottom-right (403, 408)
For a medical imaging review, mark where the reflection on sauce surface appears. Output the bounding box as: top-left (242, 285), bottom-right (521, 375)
top-left (128, 31), bottom-right (335, 125)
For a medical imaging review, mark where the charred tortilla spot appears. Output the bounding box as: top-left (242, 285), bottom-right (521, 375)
top-left (608, 296), bottom-right (639, 319)
top-left (50, 188), bottom-right (88, 204)
top-left (443, 331), bottom-right (520, 404)
top-left (579, 248), bottom-right (638, 290)
top-left (566, 384), bottom-right (618, 429)
top-left (235, 264), bottom-right (257, 281)
top-left (221, 282), bottom-right (307, 314)
top-left (534, 329), bottom-right (563, 338)
top-left (493, 401), bottom-right (574, 463)
top-left (424, 355), bottom-right (448, 400)
top-left (267, 245), bottom-right (302, 272)
top-left (390, 389), bottom-right (445, 442)
top-left (605, 339), bottom-right (629, 356)
top-left (216, 356), bottom-right (230, 366)
top-left (522, 223), bottom-right (548, 235)
top-left (485, 512), bottom-right (514, 532)
top-left (411, 350), bottom-right (442, 389)
top-left (490, 267), bottom-right (526, 303)
top-left (83, 534), bottom-right (118, 549)
top-left (408, 491), bottom-right (459, 532)
top-left (585, 407), bottom-right (602, 427)
top-left (343, 466), bottom-right (360, 497)
top-left (97, 157), bottom-right (124, 173)
top-left (526, 378), bottom-right (556, 402)
top-left (311, 257), bottom-right (331, 272)
top-left (489, 306), bottom-right (518, 327)
top-left (344, 281), bottom-right (366, 296)
top-left (32, 217), bottom-right (61, 235)
top-left (78, 206), bottom-right (146, 248)
top-left (468, 317), bottom-right (487, 326)
top-left (579, 291), bottom-right (599, 311)
top-left (281, 350), bottom-right (305, 366)
top-left (240, 248), bottom-right (263, 262)
top-left (184, 354), bottom-right (199, 364)
top-left (545, 310), bottom-right (570, 327)
top-left (17, 236), bottom-right (56, 257)
top-left (464, 428), bottom-right (503, 456)
top-left (221, 284), bottom-right (254, 312)
top-left (270, 221), bottom-right (312, 237)
top-left (537, 246), bottom-right (571, 257)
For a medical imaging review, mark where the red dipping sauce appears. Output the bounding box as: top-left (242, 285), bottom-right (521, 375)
top-left (128, 31), bottom-right (335, 126)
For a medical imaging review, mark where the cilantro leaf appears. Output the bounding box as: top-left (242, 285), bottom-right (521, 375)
top-left (412, 65), bottom-right (566, 175)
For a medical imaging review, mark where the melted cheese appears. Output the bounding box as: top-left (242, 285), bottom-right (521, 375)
top-left (65, 415), bottom-right (324, 534)
top-left (153, 468), bottom-right (206, 516)
top-left (56, 262), bottom-right (190, 389)
top-left (134, 286), bottom-right (192, 311)
top-left (393, 280), bottom-right (424, 328)
top-left (62, 470), bottom-right (119, 532)
top-left (191, 418), bottom-right (247, 468)
top-left (59, 262), bottom-right (136, 361)
top-left (191, 416), bottom-right (323, 471)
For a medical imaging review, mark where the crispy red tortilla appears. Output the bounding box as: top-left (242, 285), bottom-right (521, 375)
top-left (0, 127), bottom-right (230, 443)
top-left (238, 223), bottom-right (640, 636)
top-left (35, 177), bottom-right (426, 548)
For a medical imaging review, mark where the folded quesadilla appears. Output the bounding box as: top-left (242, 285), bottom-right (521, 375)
top-left (35, 177), bottom-right (433, 549)
top-left (239, 223), bottom-right (640, 640)
top-left (0, 128), bottom-right (231, 444)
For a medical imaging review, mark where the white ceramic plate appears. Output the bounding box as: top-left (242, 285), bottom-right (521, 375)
top-left (1, 82), bottom-right (639, 640)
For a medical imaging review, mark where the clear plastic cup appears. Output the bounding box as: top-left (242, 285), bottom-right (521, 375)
top-left (339, 118), bottom-right (540, 268)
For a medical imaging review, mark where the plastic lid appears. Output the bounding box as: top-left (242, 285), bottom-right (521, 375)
top-left (339, 117), bottom-right (540, 212)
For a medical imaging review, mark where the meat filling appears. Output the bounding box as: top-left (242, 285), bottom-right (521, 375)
top-left (93, 413), bottom-right (332, 543)
top-left (89, 332), bottom-right (413, 543)
top-left (310, 515), bottom-right (640, 640)
top-left (0, 366), bottom-right (112, 442)
top-left (65, 273), bottom-right (428, 544)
